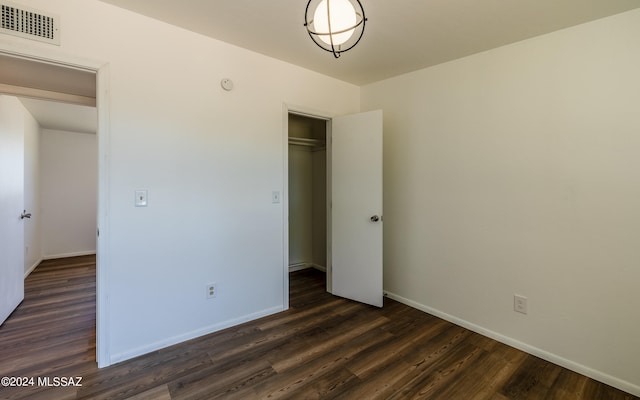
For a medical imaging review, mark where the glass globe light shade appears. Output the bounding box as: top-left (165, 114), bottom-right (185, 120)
top-left (313, 0), bottom-right (357, 46)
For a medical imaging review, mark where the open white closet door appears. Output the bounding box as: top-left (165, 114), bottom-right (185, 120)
top-left (331, 110), bottom-right (383, 307)
top-left (0, 95), bottom-right (25, 326)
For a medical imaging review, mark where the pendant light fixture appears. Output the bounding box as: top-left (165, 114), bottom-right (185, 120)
top-left (304, 0), bottom-right (367, 58)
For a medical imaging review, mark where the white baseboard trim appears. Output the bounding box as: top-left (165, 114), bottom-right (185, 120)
top-left (288, 263), bottom-right (309, 272)
top-left (288, 263), bottom-right (326, 272)
top-left (24, 258), bottom-right (43, 278)
top-left (384, 291), bottom-right (640, 397)
top-left (310, 264), bottom-right (326, 272)
top-left (109, 305), bottom-right (284, 366)
top-left (42, 250), bottom-right (96, 260)
top-left (25, 251), bottom-right (95, 278)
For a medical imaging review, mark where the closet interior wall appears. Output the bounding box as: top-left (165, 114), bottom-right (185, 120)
top-left (288, 114), bottom-right (327, 271)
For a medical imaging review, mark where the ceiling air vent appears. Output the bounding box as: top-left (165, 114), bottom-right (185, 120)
top-left (1, 1), bottom-right (59, 45)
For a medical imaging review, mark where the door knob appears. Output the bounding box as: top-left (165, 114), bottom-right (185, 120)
top-left (370, 215), bottom-right (380, 222)
top-left (20, 210), bottom-right (32, 219)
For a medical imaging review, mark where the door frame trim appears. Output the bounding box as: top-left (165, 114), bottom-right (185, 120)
top-left (0, 45), bottom-right (111, 367)
top-left (282, 104), bottom-right (335, 307)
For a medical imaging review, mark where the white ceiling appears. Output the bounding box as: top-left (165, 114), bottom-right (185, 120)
top-left (19, 97), bottom-right (97, 134)
top-left (97, 0), bottom-right (640, 85)
top-left (10, 1), bottom-right (639, 131)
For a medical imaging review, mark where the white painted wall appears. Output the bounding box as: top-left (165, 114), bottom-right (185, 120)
top-left (311, 150), bottom-right (327, 267)
top-left (22, 100), bottom-right (42, 275)
top-left (1, 0), bottom-right (359, 364)
top-left (361, 9), bottom-right (640, 395)
top-left (40, 129), bottom-right (97, 259)
top-left (288, 144), bottom-right (314, 266)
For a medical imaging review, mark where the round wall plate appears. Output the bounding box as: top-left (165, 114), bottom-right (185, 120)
top-left (221, 78), bottom-right (234, 91)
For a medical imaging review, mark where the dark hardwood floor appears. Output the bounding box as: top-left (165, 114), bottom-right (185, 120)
top-left (0, 256), bottom-right (636, 399)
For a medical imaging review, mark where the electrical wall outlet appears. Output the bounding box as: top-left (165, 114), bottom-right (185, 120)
top-left (514, 294), bottom-right (528, 314)
top-left (206, 283), bottom-right (217, 299)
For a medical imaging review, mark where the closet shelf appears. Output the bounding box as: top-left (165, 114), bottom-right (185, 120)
top-left (288, 137), bottom-right (326, 149)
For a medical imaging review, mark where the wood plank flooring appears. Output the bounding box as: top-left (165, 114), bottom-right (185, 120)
top-left (0, 256), bottom-right (637, 399)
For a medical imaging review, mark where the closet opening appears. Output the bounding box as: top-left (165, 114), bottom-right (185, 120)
top-left (287, 113), bottom-right (329, 292)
